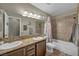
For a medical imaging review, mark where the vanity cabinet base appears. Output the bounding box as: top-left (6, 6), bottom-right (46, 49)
top-left (1, 40), bottom-right (46, 56)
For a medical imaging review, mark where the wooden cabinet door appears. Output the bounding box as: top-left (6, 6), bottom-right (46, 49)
top-left (25, 44), bottom-right (35, 56)
top-left (2, 48), bottom-right (24, 56)
top-left (36, 40), bottom-right (46, 56)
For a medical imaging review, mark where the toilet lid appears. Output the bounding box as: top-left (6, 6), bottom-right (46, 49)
top-left (46, 43), bottom-right (56, 48)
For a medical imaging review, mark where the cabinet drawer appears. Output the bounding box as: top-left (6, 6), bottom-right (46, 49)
top-left (27, 52), bottom-right (35, 56)
top-left (26, 49), bottom-right (35, 56)
top-left (2, 48), bottom-right (24, 56)
top-left (27, 44), bottom-right (35, 51)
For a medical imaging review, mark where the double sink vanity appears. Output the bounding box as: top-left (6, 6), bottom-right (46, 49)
top-left (0, 36), bottom-right (46, 56)
top-left (0, 10), bottom-right (46, 56)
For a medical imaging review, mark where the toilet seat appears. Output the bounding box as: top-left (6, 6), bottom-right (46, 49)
top-left (46, 42), bottom-right (56, 48)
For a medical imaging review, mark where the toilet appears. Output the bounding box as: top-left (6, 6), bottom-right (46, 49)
top-left (46, 42), bottom-right (56, 53)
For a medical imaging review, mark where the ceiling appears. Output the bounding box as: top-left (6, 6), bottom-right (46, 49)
top-left (31, 3), bottom-right (77, 16)
top-left (0, 3), bottom-right (47, 17)
top-left (0, 3), bottom-right (77, 17)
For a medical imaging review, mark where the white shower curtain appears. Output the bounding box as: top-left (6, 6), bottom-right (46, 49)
top-left (44, 16), bottom-right (52, 42)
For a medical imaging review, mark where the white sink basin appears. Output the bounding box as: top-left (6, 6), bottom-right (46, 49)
top-left (0, 41), bottom-right (22, 50)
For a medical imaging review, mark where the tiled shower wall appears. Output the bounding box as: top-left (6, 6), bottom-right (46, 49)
top-left (51, 14), bottom-right (77, 41)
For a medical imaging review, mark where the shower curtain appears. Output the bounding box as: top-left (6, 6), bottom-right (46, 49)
top-left (44, 16), bottom-right (53, 53)
top-left (44, 16), bottom-right (52, 42)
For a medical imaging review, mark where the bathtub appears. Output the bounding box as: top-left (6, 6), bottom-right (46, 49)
top-left (46, 40), bottom-right (78, 56)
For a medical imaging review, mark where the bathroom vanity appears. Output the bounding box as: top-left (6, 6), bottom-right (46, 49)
top-left (0, 10), bottom-right (46, 56)
top-left (0, 36), bottom-right (46, 56)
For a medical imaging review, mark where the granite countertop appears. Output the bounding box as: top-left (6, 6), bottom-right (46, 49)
top-left (0, 36), bottom-right (46, 55)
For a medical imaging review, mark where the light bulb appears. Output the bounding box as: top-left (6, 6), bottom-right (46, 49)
top-left (22, 11), bottom-right (28, 16)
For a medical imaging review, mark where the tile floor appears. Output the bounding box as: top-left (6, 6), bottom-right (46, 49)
top-left (46, 49), bottom-right (69, 56)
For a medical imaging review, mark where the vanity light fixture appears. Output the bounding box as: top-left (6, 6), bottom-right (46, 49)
top-left (22, 11), bottom-right (28, 16)
top-left (32, 14), bottom-right (38, 19)
top-left (22, 11), bottom-right (46, 20)
top-left (28, 13), bottom-right (33, 17)
top-left (36, 15), bottom-right (41, 19)
top-left (33, 14), bottom-right (37, 17)
top-left (38, 15), bottom-right (41, 18)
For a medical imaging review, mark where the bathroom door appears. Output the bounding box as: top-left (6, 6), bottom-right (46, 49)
top-left (9, 17), bottom-right (20, 38)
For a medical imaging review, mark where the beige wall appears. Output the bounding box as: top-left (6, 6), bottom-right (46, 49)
top-left (51, 17), bottom-right (57, 39)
